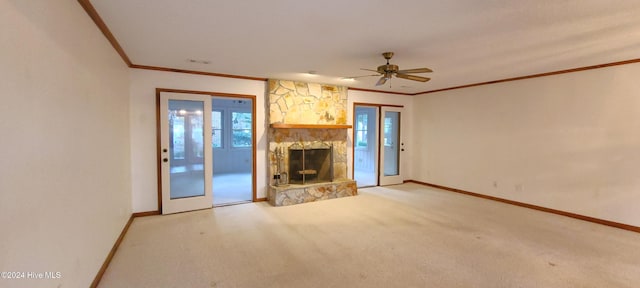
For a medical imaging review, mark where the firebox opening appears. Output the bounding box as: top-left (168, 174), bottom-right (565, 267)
top-left (288, 142), bottom-right (333, 184)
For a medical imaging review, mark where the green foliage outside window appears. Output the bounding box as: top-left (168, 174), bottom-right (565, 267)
top-left (232, 112), bottom-right (252, 148)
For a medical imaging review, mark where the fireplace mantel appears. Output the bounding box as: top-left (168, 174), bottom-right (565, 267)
top-left (270, 123), bottom-right (352, 129)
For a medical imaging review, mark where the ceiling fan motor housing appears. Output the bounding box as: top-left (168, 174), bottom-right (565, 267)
top-left (377, 64), bottom-right (399, 74)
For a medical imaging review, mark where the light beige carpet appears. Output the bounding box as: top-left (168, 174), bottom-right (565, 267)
top-left (99, 183), bottom-right (640, 287)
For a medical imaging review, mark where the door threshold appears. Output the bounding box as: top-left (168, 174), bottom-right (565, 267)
top-left (213, 200), bottom-right (253, 208)
top-left (357, 185), bottom-right (377, 188)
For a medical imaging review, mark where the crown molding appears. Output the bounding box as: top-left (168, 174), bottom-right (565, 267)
top-left (130, 64), bottom-right (267, 81)
top-left (417, 58), bottom-right (640, 95)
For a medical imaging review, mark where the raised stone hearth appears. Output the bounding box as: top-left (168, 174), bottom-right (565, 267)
top-left (269, 179), bottom-right (357, 206)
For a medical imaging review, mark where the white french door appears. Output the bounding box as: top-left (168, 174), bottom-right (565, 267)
top-left (379, 106), bottom-right (404, 186)
top-left (160, 92), bottom-right (213, 214)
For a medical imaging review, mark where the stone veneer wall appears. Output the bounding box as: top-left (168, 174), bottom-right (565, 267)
top-left (269, 80), bottom-right (347, 125)
top-left (268, 80), bottom-right (349, 184)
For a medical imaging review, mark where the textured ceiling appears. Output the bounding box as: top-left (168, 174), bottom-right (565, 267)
top-left (89, 0), bottom-right (640, 94)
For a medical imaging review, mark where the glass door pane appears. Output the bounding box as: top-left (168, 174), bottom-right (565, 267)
top-left (169, 100), bottom-right (205, 199)
top-left (383, 111), bottom-right (400, 176)
top-left (379, 107), bottom-right (403, 186)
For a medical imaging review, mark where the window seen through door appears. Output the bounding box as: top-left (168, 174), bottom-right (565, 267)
top-left (384, 117), bottom-right (392, 146)
top-left (190, 116), bottom-right (204, 157)
top-left (355, 113), bottom-right (368, 147)
top-left (211, 110), bottom-right (223, 148)
top-left (232, 112), bottom-right (252, 148)
top-left (172, 115), bottom-right (185, 159)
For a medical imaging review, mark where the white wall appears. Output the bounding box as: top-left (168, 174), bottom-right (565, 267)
top-left (348, 90), bottom-right (415, 181)
top-left (412, 63), bottom-right (640, 227)
top-left (0, 1), bottom-right (131, 287)
top-left (129, 69), bottom-right (267, 212)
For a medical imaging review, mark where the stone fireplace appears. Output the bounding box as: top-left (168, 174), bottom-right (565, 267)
top-left (267, 79), bottom-right (357, 206)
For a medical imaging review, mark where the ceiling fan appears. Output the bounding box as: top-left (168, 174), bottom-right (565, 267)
top-left (350, 52), bottom-right (432, 86)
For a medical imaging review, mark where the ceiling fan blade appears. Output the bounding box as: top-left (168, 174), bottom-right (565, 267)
top-left (396, 73), bottom-right (431, 82)
top-left (360, 68), bottom-right (381, 73)
top-left (397, 67), bottom-right (433, 74)
top-left (375, 76), bottom-right (388, 86)
top-left (343, 74), bottom-right (380, 79)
